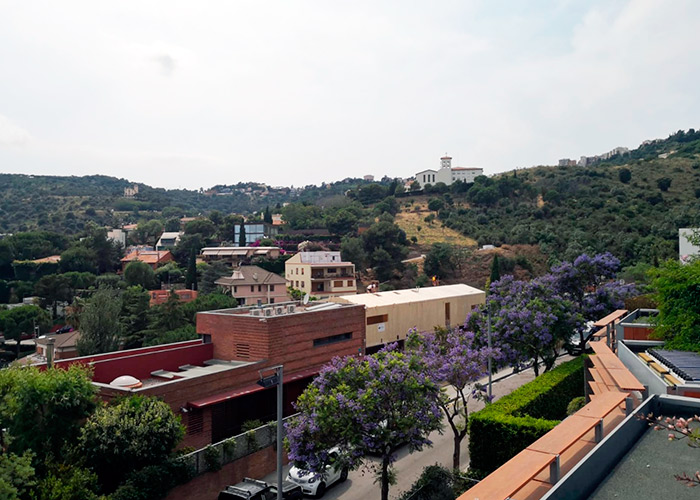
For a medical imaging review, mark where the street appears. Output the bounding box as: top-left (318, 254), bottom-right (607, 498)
top-left (265, 357), bottom-right (573, 499)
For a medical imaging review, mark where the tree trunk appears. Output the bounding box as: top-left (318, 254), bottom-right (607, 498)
top-left (533, 357), bottom-right (540, 377)
top-left (381, 455), bottom-right (390, 500)
top-left (453, 433), bottom-right (461, 470)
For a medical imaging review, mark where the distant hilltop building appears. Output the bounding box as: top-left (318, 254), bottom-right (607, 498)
top-left (415, 154), bottom-right (483, 188)
top-left (559, 146), bottom-right (630, 168)
top-left (363, 175), bottom-right (375, 181)
top-left (123, 184), bottom-right (139, 198)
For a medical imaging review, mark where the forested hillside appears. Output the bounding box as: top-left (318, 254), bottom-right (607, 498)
top-left (0, 174), bottom-right (381, 234)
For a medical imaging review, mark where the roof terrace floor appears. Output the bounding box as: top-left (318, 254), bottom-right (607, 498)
top-left (588, 424), bottom-right (699, 500)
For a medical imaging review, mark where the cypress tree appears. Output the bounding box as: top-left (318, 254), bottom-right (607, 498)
top-left (238, 223), bottom-right (247, 247)
top-left (185, 250), bottom-right (197, 291)
top-left (490, 254), bottom-right (501, 284)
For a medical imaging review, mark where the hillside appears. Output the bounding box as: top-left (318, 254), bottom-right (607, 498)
top-left (0, 174), bottom-right (380, 235)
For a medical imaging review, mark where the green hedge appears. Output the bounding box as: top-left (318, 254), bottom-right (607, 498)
top-left (467, 357), bottom-right (584, 475)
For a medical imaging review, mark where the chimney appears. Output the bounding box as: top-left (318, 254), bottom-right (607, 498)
top-left (46, 337), bottom-right (56, 368)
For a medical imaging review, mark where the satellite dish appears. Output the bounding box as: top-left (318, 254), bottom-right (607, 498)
top-left (302, 293), bottom-right (309, 305)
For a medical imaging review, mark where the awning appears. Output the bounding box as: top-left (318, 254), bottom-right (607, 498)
top-left (187, 366), bottom-right (320, 408)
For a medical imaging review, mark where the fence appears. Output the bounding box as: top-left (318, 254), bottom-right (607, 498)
top-left (180, 413), bottom-right (299, 476)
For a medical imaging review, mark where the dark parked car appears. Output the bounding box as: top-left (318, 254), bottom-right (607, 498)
top-left (218, 478), bottom-right (303, 500)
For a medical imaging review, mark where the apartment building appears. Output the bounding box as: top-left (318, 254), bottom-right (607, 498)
top-left (285, 251), bottom-right (356, 298)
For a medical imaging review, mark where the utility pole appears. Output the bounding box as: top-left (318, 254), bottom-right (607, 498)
top-left (257, 365), bottom-right (284, 500)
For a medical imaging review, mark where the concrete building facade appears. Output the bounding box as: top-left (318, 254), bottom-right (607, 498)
top-left (285, 251), bottom-right (356, 298)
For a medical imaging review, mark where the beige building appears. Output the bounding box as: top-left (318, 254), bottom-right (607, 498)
top-left (330, 284), bottom-right (485, 353)
top-left (285, 251), bottom-right (356, 298)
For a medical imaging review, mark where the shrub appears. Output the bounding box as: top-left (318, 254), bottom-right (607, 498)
top-left (566, 396), bottom-right (586, 415)
top-left (203, 445), bottom-right (221, 472)
top-left (467, 357), bottom-right (584, 475)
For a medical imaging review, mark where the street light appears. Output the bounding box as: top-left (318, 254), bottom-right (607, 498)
top-left (257, 365), bottom-right (284, 500)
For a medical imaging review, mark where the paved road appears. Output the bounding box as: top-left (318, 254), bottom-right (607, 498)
top-left (265, 357), bottom-right (573, 499)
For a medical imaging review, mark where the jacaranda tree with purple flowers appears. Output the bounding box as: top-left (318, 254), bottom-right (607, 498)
top-left (285, 348), bottom-right (442, 500)
top-left (406, 327), bottom-right (493, 469)
top-left (468, 275), bottom-right (582, 376)
top-left (550, 252), bottom-right (636, 352)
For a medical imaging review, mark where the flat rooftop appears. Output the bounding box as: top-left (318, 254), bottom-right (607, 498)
top-left (588, 425), bottom-right (699, 500)
top-left (649, 349), bottom-right (700, 381)
top-left (197, 300), bottom-right (353, 318)
top-left (137, 359), bottom-right (254, 388)
top-left (331, 283), bottom-right (484, 307)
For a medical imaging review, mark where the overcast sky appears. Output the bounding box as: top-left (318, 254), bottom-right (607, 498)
top-left (1, 1), bottom-right (699, 190)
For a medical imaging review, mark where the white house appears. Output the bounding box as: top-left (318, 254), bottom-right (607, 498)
top-left (414, 155), bottom-right (483, 188)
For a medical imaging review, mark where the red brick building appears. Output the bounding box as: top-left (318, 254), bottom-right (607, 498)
top-left (46, 302), bottom-right (365, 449)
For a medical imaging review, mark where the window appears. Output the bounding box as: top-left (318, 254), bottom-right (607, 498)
top-left (250, 285), bottom-right (254, 292)
top-left (445, 302), bottom-right (451, 323)
top-left (367, 314), bottom-right (389, 325)
top-left (295, 281), bottom-right (299, 287)
top-left (334, 280), bottom-right (343, 287)
top-left (296, 268), bottom-right (298, 275)
top-left (301, 281), bottom-right (305, 288)
top-left (328, 268), bottom-right (336, 273)
top-left (301, 268), bottom-right (304, 275)
top-left (270, 298), bottom-right (275, 304)
top-left (258, 285), bottom-right (262, 292)
top-left (313, 332), bottom-right (352, 347)
top-left (269, 285), bottom-right (275, 292)
top-left (233, 286), bottom-right (237, 294)
top-left (347, 280), bottom-right (354, 287)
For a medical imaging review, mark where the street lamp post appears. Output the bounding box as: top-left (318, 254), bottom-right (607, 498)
top-left (257, 365), bottom-right (284, 500)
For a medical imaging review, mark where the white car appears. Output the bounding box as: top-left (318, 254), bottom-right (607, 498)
top-left (287, 448), bottom-right (348, 497)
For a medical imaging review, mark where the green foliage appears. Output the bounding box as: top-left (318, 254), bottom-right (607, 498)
top-left (467, 357), bottom-right (584, 475)
top-left (60, 246), bottom-right (98, 274)
top-left (199, 261), bottom-right (230, 295)
top-left (77, 287), bottom-right (122, 356)
top-left (0, 451), bottom-right (37, 499)
top-left (123, 261), bottom-right (156, 290)
top-left (131, 220), bottom-right (164, 247)
top-left (0, 365), bottom-right (97, 462)
top-left (110, 459), bottom-right (194, 500)
top-left (566, 396), bottom-right (586, 416)
top-left (397, 464), bottom-right (456, 500)
top-left (0, 305), bottom-right (51, 356)
top-left (35, 465), bottom-right (101, 500)
top-left (340, 236), bottom-right (367, 270)
top-left (238, 223), bottom-right (247, 247)
top-left (78, 395), bottom-right (185, 491)
top-left (120, 286), bottom-right (151, 348)
top-left (424, 243), bottom-right (455, 279)
top-left (143, 325), bottom-right (198, 347)
top-left (489, 254), bottom-right (501, 284)
top-left (618, 167), bottom-right (632, 183)
top-left (185, 251), bottom-right (197, 291)
top-left (650, 259), bottom-right (700, 350)
top-left (657, 176), bottom-right (672, 191)
top-left (203, 445), bottom-right (222, 472)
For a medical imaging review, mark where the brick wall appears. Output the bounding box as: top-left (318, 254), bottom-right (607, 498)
top-left (165, 446), bottom-right (290, 500)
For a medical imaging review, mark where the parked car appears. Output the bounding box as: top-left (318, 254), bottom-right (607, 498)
top-left (218, 477), bottom-right (302, 500)
top-left (287, 448), bottom-right (348, 498)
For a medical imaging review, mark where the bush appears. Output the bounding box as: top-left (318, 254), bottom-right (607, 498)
top-left (566, 396), bottom-right (586, 415)
top-left (467, 357), bottom-right (584, 475)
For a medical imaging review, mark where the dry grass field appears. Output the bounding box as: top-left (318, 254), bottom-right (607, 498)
top-left (395, 198), bottom-right (477, 247)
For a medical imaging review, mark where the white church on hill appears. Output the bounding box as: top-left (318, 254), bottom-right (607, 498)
top-left (415, 154), bottom-right (483, 188)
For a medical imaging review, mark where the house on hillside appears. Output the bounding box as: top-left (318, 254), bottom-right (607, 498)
top-left (121, 250), bottom-right (174, 271)
top-left (415, 154), bottom-right (483, 188)
top-left (285, 251), bottom-right (356, 298)
top-left (155, 231), bottom-right (182, 250)
top-left (34, 331), bottom-right (80, 361)
top-left (233, 223), bottom-right (279, 246)
top-left (214, 265), bottom-right (288, 306)
top-left (149, 289), bottom-right (198, 306)
top-left (200, 247), bottom-right (281, 266)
